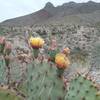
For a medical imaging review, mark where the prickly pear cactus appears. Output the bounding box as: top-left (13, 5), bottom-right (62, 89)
top-left (27, 60), bottom-right (66, 100)
top-left (65, 74), bottom-right (100, 100)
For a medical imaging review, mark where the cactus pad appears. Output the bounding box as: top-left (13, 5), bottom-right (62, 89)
top-left (65, 74), bottom-right (100, 100)
top-left (27, 61), bottom-right (66, 100)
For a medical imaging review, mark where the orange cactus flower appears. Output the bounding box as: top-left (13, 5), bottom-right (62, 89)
top-left (55, 53), bottom-right (70, 69)
top-left (29, 37), bottom-right (44, 49)
top-left (62, 47), bottom-right (70, 55)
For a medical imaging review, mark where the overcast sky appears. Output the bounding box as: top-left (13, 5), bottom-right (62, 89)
top-left (0, 0), bottom-right (100, 22)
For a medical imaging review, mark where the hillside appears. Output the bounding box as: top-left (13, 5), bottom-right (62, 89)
top-left (1, 1), bottom-right (100, 26)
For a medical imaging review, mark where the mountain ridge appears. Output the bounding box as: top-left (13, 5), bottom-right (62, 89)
top-left (1, 1), bottom-right (100, 26)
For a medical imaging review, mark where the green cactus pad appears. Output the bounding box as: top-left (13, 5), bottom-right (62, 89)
top-left (27, 61), bottom-right (66, 100)
top-left (65, 74), bottom-right (100, 100)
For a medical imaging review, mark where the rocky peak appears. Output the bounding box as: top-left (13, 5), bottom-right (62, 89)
top-left (44, 2), bottom-right (55, 9)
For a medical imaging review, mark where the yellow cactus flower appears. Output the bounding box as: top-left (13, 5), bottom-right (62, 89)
top-left (29, 37), bottom-right (44, 49)
top-left (55, 53), bottom-right (70, 69)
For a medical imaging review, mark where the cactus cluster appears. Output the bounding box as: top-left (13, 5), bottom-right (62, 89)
top-left (65, 74), bottom-right (100, 100)
top-left (0, 35), bottom-right (100, 100)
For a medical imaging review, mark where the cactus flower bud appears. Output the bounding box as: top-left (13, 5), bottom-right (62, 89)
top-left (4, 42), bottom-right (12, 55)
top-left (0, 36), bottom-right (5, 44)
top-left (62, 47), bottom-right (70, 55)
top-left (55, 53), bottom-right (70, 69)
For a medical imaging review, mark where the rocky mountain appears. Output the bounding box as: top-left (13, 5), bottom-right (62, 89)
top-left (1, 1), bottom-right (100, 26)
